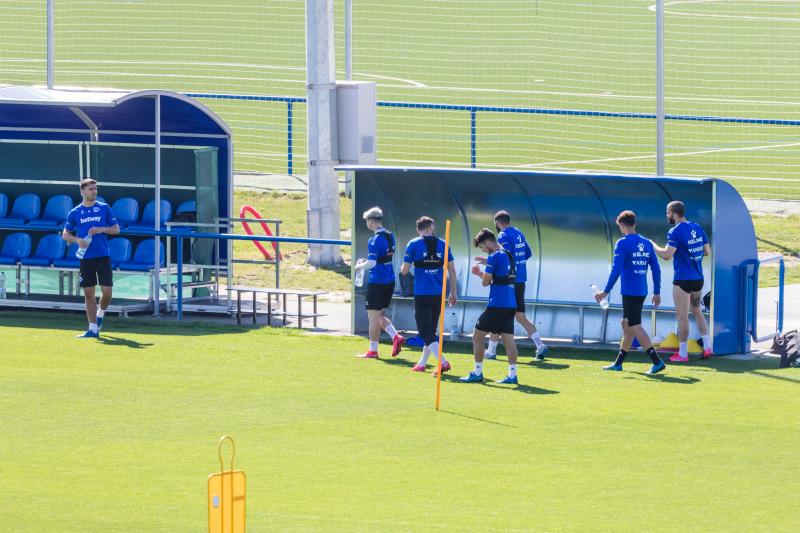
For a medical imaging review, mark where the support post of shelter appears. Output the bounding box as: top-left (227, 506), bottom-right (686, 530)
top-left (305, 0), bottom-right (342, 266)
top-left (154, 94), bottom-right (161, 315)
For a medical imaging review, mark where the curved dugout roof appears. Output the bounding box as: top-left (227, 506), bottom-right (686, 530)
top-left (0, 86), bottom-right (230, 137)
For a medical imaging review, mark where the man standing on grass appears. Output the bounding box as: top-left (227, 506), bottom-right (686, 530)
top-left (460, 228), bottom-right (519, 384)
top-left (594, 210), bottom-right (666, 374)
top-left (354, 206), bottom-right (404, 358)
top-left (651, 200), bottom-right (713, 362)
top-left (482, 210), bottom-right (549, 361)
top-left (400, 216), bottom-right (457, 373)
top-left (62, 179), bottom-right (120, 338)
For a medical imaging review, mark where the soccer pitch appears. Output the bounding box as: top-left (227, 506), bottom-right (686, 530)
top-left (1, 311), bottom-right (799, 531)
top-left (1, 1), bottom-right (799, 199)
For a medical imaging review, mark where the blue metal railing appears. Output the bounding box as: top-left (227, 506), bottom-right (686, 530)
top-left (186, 92), bottom-right (800, 175)
top-left (0, 223), bottom-right (351, 322)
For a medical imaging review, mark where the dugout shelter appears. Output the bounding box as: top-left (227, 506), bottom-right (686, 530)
top-left (349, 166), bottom-right (766, 356)
top-left (0, 86), bottom-right (232, 315)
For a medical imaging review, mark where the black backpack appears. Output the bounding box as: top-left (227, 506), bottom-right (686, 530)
top-left (771, 330), bottom-right (800, 368)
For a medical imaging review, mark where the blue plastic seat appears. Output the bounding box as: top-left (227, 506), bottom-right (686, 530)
top-left (172, 200), bottom-right (197, 232)
top-left (53, 243), bottom-right (80, 268)
top-left (112, 197), bottom-right (139, 229)
top-left (127, 199), bottom-right (172, 231)
top-left (0, 194), bottom-right (41, 225)
top-left (0, 232), bottom-right (33, 264)
top-left (20, 234), bottom-right (66, 266)
top-left (0, 193), bottom-right (8, 218)
top-left (176, 200), bottom-right (196, 214)
top-left (118, 239), bottom-right (165, 271)
top-left (28, 195), bottom-right (74, 228)
top-left (108, 237), bottom-right (133, 268)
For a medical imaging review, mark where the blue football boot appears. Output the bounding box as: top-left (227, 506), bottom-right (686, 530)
top-left (76, 329), bottom-right (99, 339)
top-left (603, 363), bottom-right (623, 371)
top-left (459, 372), bottom-right (484, 383)
top-left (484, 352), bottom-right (497, 360)
top-left (496, 375), bottom-right (518, 385)
top-left (647, 360), bottom-right (667, 375)
top-left (96, 317), bottom-right (103, 331)
top-left (535, 345), bottom-right (549, 361)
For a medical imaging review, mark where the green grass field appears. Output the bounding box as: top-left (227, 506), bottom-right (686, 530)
top-left (1, 1), bottom-right (799, 199)
top-left (1, 310), bottom-right (799, 531)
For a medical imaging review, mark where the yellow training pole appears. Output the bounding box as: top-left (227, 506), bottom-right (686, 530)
top-left (435, 219), bottom-right (452, 411)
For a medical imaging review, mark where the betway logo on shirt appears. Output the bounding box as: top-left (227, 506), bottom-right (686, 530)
top-left (79, 216), bottom-right (102, 224)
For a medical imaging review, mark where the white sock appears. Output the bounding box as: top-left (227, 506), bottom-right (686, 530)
top-left (474, 361), bottom-right (483, 374)
top-left (385, 323), bottom-right (398, 339)
top-left (89, 323), bottom-right (98, 333)
top-left (96, 307), bottom-right (106, 319)
top-left (531, 332), bottom-right (545, 349)
top-left (702, 335), bottom-right (711, 349)
top-left (679, 342), bottom-right (688, 357)
top-left (369, 341), bottom-right (379, 352)
top-left (428, 342), bottom-right (440, 362)
top-left (418, 345), bottom-right (431, 367)
top-left (486, 340), bottom-right (498, 355)
top-left (508, 364), bottom-right (518, 378)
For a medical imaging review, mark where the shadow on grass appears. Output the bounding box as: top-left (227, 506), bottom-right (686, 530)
top-left (436, 373), bottom-right (560, 396)
top-left (0, 310), bottom-right (286, 337)
top-left (624, 372), bottom-right (701, 385)
top-left (97, 335), bottom-right (154, 350)
top-left (751, 370), bottom-right (800, 384)
top-left (439, 410), bottom-right (518, 429)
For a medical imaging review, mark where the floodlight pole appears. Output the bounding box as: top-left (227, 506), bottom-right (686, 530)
top-left (306, 0), bottom-right (343, 266)
top-left (344, 0), bottom-right (354, 197)
top-left (47, 0), bottom-right (54, 89)
top-left (656, 0), bottom-right (665, 176)
top-left (154, 95), bottom-right (161, 315)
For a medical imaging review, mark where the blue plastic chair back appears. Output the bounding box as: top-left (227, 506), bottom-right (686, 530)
top-left (33, 234), bottom-right (66, 260)
top-left (10, 194), bottom-right (41, 222)
top-left (65, 243), bottom-right (80, 260)
top-left (109, 238), bottom-right (133, 265)
top-left (112, 197), bottom-right (140, 227)
top-left (40, 195), bottom-right (73, 223)
top-left (0, 193), bottom-right (7, 218)
top-left (132, 239), bottom-right (165, 267)
top-left (136, 199), bottom-right (172, 227)
top-left (1, 232), bottom-right (32, 259)
top-left (176, 200), bottom-right (196, 214)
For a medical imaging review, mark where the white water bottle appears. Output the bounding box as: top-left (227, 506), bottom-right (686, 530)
top-left (448, 311), bottom-right (460, 341)
top-left (354, 266), bottom-right (365, 287)
top-left (76, 236), bottom-right (93, 259)
top-left (591, 284), bottom-right (609, 310)
top-left (0, 272), bottom-right (6, 299)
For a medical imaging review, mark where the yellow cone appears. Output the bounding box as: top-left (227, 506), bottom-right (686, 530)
top-left (658, 332), bottom-right (680, 350)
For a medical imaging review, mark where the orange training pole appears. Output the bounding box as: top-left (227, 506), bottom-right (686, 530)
top-left (435, 220), bottom-right (451, 411)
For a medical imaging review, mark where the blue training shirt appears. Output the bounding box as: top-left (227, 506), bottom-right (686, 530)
top-left (666, 221), bottom-right (708, 281)
top-left (403, 236), bottom-right (455, 296)
top-left (366, 228), bottom-right (395, 285)
top-left (484, 249), bottom-right (517, 308)
top-left (604, 234), bottom-right (661, 297)
top-left (63, 201), bottom-right (118, 260)
top-left (497, 226), bottom-right (532, 284)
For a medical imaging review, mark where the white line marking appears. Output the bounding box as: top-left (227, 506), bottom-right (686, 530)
top-left (650, 0), bottom-right (800, 22)
top-left (516, 141), bottom-right (800, 168)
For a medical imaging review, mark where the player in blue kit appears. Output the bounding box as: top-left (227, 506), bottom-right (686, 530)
top-left (460, 228), bottom-right (520, 384)
top-left (354, 206), bottom-right (404, 358)
top-left (61, 179), bottom-right (120, 338)
top-left (651, 200), bottom-right (713, 362)
top-left (594, 211), bottom-right (666, 374)
top-left (482, 211), bottom-right (549, 361)
top-left (400, 216), bottom-right (458, 373)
